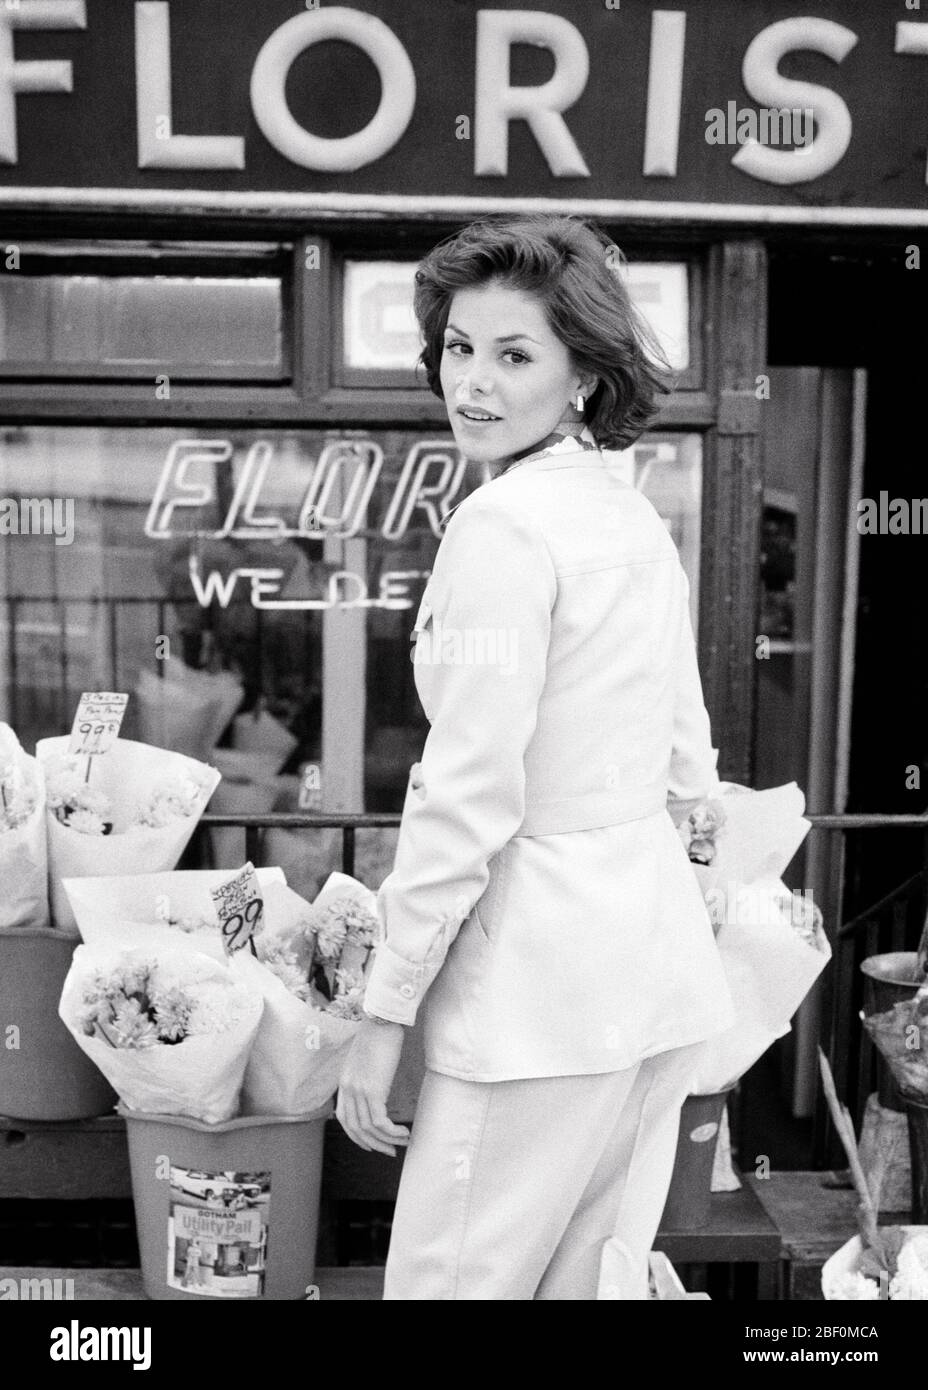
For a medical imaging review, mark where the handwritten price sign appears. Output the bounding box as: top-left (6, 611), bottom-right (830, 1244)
top-left (67, 692), bottom-right (129, 758)
top-left (211, 863), bottom-right (264, 956)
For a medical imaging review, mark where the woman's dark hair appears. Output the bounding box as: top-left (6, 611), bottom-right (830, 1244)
top-left (413, 215), bottom-right (676, 451)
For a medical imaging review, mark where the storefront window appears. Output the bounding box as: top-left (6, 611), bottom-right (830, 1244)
top-left (0, 426), bottom-right (700, 808)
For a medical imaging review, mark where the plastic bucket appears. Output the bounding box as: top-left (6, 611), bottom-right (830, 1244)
top-left (903, 1095), bottom-right (928, 1223)
top-left (0, 926), bottom-right (117, 1120)
top-left (121, 1102), bottom-right (332, 1300)
top-left (861, 953), bottom-right (924, 1110)
top-left (659, 1090), bottom-right (731, 1231)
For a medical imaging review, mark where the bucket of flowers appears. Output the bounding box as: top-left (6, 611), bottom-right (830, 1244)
top-left (659, 782), bottom-right (831, 1226)
top-left (56, 868), bottom-right (382, 1298)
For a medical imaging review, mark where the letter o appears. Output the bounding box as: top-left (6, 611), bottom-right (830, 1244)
top-left (250, 8), bottom-right (416, 171)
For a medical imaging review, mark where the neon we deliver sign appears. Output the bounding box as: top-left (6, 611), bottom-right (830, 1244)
top-left (1, 0), bottom-right (927, 213)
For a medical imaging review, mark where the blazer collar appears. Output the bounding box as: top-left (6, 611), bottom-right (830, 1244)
top-left (438, 428), bottom-right (602, 532)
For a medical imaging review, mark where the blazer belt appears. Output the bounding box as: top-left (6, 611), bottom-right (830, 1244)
top-left (515, 780), bottom-right (668, 837)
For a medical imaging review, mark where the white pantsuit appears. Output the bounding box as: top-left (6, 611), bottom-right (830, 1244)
top-left (383, 1041), bottom-right (706, 1300)
top-left (361, 427), bottom-right (736, 1297)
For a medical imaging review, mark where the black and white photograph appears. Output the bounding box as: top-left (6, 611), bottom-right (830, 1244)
top-left (1, 0), bottom-right (927, 1359)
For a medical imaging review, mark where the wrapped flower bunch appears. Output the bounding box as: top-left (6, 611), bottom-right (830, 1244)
top-left (59, 945), bottom-right (264, 1123)
top-left (683, 782), bottom-right (831, 1096)
top-left (300, 889), bottom-right (380, 1021)
top-left (231, 872), bottom-right (382, 1115)
top-left (37, 736), bottom-right (220, 931)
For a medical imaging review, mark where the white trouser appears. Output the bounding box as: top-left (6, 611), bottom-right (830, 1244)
top-left (383, 1040), bottom-right (706, 1300)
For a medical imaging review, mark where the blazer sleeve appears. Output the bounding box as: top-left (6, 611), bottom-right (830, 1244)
top-left (361, 494), bottom-right (557, 1024)
top-left (666, 565), bottom-right (722, 827)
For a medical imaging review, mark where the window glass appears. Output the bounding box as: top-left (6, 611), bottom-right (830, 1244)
top-left (0, 276), bottom-right (283, 374)
top-left (342, 259), bottom-right (690, 373)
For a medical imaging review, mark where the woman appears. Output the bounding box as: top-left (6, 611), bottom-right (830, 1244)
top-left (336, 215), bottom-right (736, 1300)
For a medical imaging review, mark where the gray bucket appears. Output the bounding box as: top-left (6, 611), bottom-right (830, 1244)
top-left (659, 1091), bottom-right (730, 1230)
top-left (0, 925), bottom-right (117, 1120)
top-left (121, 1102), bottom-right (332, 1300)
top-left (861, 953), bottom-right (924, 1111)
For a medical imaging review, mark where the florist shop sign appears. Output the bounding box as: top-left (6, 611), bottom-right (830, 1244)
top-left (0, 0), bottom-right (927, 218)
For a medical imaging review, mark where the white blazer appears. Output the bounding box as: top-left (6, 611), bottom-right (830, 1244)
top-left (362, 430), bottom-right (736, 1080)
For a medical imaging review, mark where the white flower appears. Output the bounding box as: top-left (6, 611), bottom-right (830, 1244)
top-left (133, 775), bottom-right (206, 828)
top-left (823, 1269), bottom-right (881, 1300)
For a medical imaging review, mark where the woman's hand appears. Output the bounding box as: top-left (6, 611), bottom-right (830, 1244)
top-left (336, 1017), bottom-right (411, 1157)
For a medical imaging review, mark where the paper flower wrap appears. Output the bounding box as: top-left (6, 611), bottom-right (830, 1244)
top-left (234, 872), bottom-right (378, 1116)
top-left (683, 782), bottom-right (832, 1095)
top-left (822, 1229), bottom-right (928, 1300)
top-left (0, 723), bottom-right (49, 930)
top-left (37, 736), bottom-right (220, 931)
top-left (62, 866), bottom-right (288, 957)
top-left (58, 944), bottom-right (264, 1123)
top-left (136, 665), bottom-right (243, 762)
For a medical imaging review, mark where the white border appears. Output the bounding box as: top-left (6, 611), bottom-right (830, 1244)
top-left (0, 186), bottom-right (926, 226)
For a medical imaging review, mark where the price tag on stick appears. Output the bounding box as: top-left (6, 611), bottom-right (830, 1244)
top-left (68, 691), bottom-right (129, 783)
top-left (211, 863), bottom-right (264, 957)
top-left (68, 693), bottom-right (129, 758)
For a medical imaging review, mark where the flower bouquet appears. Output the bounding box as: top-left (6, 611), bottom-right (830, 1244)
top-left (231, 871), bottom-right (380, 1115)
top-left (135, 664), bottom-right (243, 763)
top-left (818, 1048), bottom-right (928, 1298)
top-left (679, 782), bottom-right (832, 1095)
top-left (37, 736), bottom-right (220, 930)
top-left (58, 944), bottom-right (264, 1123)
top-left (0, 722), bottom-right (48, 929)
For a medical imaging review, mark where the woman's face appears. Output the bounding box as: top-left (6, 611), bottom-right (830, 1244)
top-left (439, 279), bottom-right (590, 465)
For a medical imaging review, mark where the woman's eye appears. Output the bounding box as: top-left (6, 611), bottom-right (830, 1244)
top-left (503, 350), bottom-right (530, 364)
top-left (444, 339), bottom-right (470, 355)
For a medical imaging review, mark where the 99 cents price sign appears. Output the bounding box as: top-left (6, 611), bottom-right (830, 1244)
top-left (67, 692), bottom-right (129, 758)
top-left (211, 863), bottom-right (264, 956)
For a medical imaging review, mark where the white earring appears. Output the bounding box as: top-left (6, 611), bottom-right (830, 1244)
top-left (574, 393), bottom-right (585, 413)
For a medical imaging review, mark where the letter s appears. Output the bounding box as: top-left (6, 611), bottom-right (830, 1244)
top-left (733, 18), bottom-right (857, 185)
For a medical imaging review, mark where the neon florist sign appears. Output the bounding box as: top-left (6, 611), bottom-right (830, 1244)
top-left (145, 437), bottom-right (471, 612)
